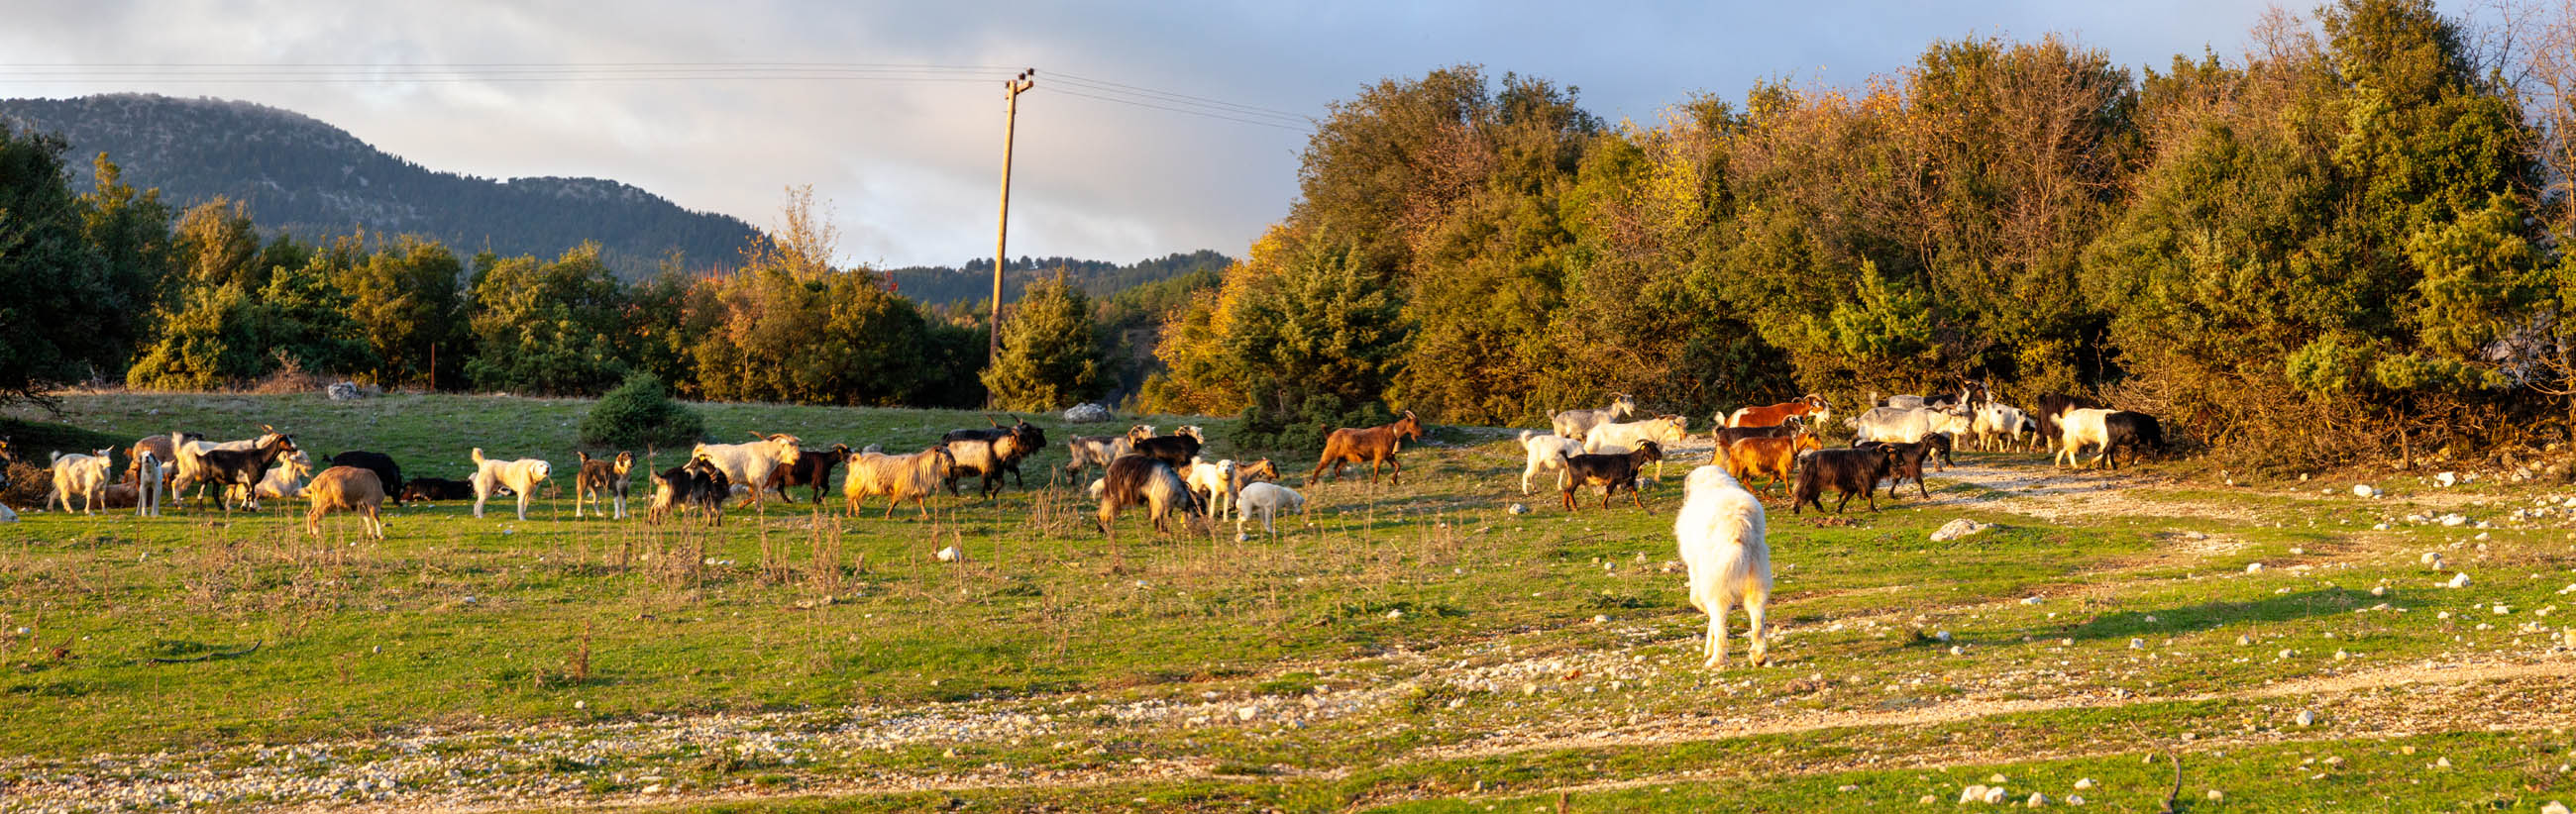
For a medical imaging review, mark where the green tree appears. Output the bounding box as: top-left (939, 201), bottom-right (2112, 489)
top-left (0, 125), bottom-right (121, 401)
top-left (76, 153), bottom-right (175, 363)
top-left (339, 236), bottom-right (468, 387)
top-left (464, 244), bottom-right (632, 395)
top-left (980, 270), bottom-right (1104, 410)
top-left (579, 372), bottom-right (705, 450)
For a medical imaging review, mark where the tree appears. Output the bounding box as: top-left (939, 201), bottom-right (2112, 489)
top-left (77, 153), bottom-right (175, 363)
top-left (0, 124), bottom-right (122, 401)
top-left (579, 372), bottom-right (705, 449)
top-left (338, 235), bottom-right (469, 388)
top-left (980, 270), bottom-right (1104, 410)
top-left (464, 244), bottom-right (632, 395)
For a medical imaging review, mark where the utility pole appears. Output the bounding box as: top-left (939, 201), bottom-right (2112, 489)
top-left (988, 68), bottom-right (1035, 370)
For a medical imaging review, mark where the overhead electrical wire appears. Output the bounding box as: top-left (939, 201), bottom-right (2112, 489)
top-left (0, 60), bottom-right (1316, 133)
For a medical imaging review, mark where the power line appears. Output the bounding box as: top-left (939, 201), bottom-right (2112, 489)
top-left (0, 60), bottom-right (1319, 134)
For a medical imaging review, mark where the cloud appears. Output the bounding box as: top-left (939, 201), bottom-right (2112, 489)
top-left (0, 0), bottom-right (2321, 267)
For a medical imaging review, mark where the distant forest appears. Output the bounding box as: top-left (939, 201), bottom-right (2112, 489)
top-left (886, 251), bottom-right (1233, 307)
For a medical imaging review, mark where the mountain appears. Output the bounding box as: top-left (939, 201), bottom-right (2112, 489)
top-left (0, 93), bottom-right (758, 277)
top-left (886, 251), bottom-right (1233, 307)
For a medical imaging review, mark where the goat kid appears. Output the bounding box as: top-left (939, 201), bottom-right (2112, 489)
top-left (1558, 440), bottom-right (1664, 513)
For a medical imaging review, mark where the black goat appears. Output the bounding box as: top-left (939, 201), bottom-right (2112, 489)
top-left (1712, 418), bottom-right (1803, 451)
top-left (1854, 440), bottom-right (1936, 499)
top-left (399, 476), bottom-right (476, 502)
top-left (650, 458), bottom-right (730, 525)
top-left (323, 451), bottom-right (405, 505)
top-left (200, 435), bottom-right (298, 511)
top-left (1557, 440), bottom-right (1664, 513)
top-left (1791, 445), bottom-right (1905, 515)
top-left (2099, 411), bottom-right (2166, 469)
top-left (1133, 427), bottom-right (1204, 470)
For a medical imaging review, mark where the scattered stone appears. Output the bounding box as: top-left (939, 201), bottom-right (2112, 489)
top-left (2278, 649), bottom-right (2297, 659)
top-left (2334, 650), bottom-right (2349, 661)
top-left (2237, 635), bottom-right (2253, 647)
top-left (935, 546), bottom-right (963, 562)
top-left (1962, 785), bottom-right (1989, 804)
top-left (2448, 572), bottom-right (2473, 589)
top-left (2435, 471), bottom-right (2458, 487)
top-left (2441, 514), bottom-right (2469, 527)
top-left (1985, 786), bottom-right (2009, 804)
top-left (2296, 709), bottom-right (2316, 727)
top-left (2372, 585), bottom-right (2388, 596)
top-left (2129, 638), bottom-right (2146, 650)
top-left (1935, 630), bottom-right (1954, 643)
top-left (2353, 484), bottom-right (2377, 498)
top-left (2026, 792), bottom-right (2048, 807)
top-left (1837, 784), bottom-right (1859, 792)
top-left (2021, 596), bottom-right (2044, 605)
top-left (1235, 706), bottom-right (1257, 721)
top-left (2540, 802), bottom-right (2569, 814)
top-left (1061, 402), bottom-right (1113, 423)
top-left (1591, 614), bottom-right (1610, 624)
top-left (2206, 789), bottom-right (2224, 801)
top-left (2246, 562), bottom-right (2265, 573)
top-left (1385, 609), bottom-right (1404, 620)
top-left (1950, 646), bottom-right (1966, 656)
top-left (2072, 778), bottom-right (2094, 789)
top-left (1919, 794), bottom-right (1939, 805)
top-left (1507, 503), bottom-right (1529, 515)
top-left (2065, 795), bottom-right (2085, 806)
top-left (2436, 757), bottom-right (2453, 768)
top-left (1932, 518), bottom-right (1994, 542)
top-left (324, 380), bottom-right (368, 400)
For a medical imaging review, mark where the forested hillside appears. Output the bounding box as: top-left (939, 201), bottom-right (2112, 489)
top-left (0, 93), bottom-right (758, 278)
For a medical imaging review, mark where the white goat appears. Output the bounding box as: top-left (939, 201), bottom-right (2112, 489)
top-left (1235, 481), bottom-right (1308, 536)
top-left (471, 448), bottom-right (553, 520)
top-left (1583, 414), bottom-right (1691, 479)
top-left (1969, 403), bottom-right (2033, 452)
top-left (253, 452), bottom-right (314, 504)
top-left (691, 432), bottom-right (805, 510)
top-left (1848, 406), bottom-right (1973, 445)
top-left (1673, 463), bottom-right (1771, 668)
top-left (1550, 393), bottom-right (1639, 441)
top-left (48, 449), bottom-right (117, 514)
top-left (1517, 430), bottom-right (1586, 494)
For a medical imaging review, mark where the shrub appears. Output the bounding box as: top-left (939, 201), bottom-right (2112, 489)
top-left (579, 374), bottom-right (705, 451)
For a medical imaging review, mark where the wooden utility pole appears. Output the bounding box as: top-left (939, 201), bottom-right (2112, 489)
top-left (988, 68), bottom-right (1036, 368)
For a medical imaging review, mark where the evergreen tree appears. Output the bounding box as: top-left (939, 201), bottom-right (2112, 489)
top-left (980, 271), bottom-right (1104, 411)
top-left (0, 124), bottom-right (121, 401)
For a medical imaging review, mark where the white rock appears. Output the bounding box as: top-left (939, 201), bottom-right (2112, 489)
top-left (1950, 645), bottom-right (1965, 656)
top-left (1592, 614), bottom-right (1610, 624)
top-left (1985, 786), bottom-right (2009, 804)
top-left (1385, 609), bottom-right (1404, 620)
top-left (1061, 402), bottom-right (1113, 423)
top-left (1919, 795), bottom-right (1939, 805)
top-left (2236, 635), bottom-right (2253, 646)
top-left (2435, 471), bottom-right (2458, 487)
top-left (2066, 795), bottom-right (2085, 806)
top-left (2129, 638), bottom-right (2145, 650)
top-left (1988, 773), bottom-right (2009, 783)
top-left (2437, 757), bottom-right (2453, 767)
top-left (2539, 802), bottom-right (2568, 814)
top-left (2449, 572), bottom-right (2473, 589)
top-left (2022, 595), bottom-right (2044, 605)
top-left (2295, 709), bottom-right (2315, 726)
top-left (1962, 785), bottom-right (1989, 804)
top-left (574, 700), bottom-right (587, 709)
top-left (2072, 778), bottom-right (2094, 789)
top-left (936, 546), bottom-right (963, 562)
top-left (1935, 630), bottom-right (1954, 643)
top-left (2496, 604), bottom-right (2513, 615)
top-left (2247, 562), bottom-right (2265, 573)
top-left (2372, 585), bottom-right (2387, 596)
top-left (2026, 792), bottom-right (2048, 807)
top-left (2441, 514), bottom-right (2469, 527)
top-left (2206, 789), bottom-right (2224, 801)
top-left (1932, 518), bottom-right (1994, 542)
top-left (2354, 484), bottom-right (2377, 497)
top-left (1235, 706), bottom-right (1257, 721)
top-left (2334, 650), bottom-right (2349, 661)
top-left (1507, 503), bottom-right (1528, 515)
top-left (2278, 649), bottom-right (2297, 659)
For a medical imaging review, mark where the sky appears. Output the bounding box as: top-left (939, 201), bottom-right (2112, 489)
top-left (0, 1), bottom-right (2375, 268)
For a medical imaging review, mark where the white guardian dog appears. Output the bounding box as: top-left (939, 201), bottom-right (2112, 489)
top-left (1673, 464), bottom-right (1771, 668)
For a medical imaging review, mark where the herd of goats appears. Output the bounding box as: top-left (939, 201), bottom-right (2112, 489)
top-left (0, 389), bottom-right (2168, 553)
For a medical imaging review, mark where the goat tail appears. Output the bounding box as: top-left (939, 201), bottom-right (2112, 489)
top-left (472, 447), bottom-right (487, 466)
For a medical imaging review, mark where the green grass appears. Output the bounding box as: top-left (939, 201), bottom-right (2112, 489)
top-left (7, 391), bottom-right (2576, 811)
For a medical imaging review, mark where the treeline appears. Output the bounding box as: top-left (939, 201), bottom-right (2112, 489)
top-left (884, 251), bottom-right (1231, 307)
top-left (0, 131), bottom-right (1187, 410)
top-left (1144, 0), bottom-right (2576, 465)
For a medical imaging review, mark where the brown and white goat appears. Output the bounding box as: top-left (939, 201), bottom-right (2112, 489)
top-left (1063, 425), bottom-right (1154, 479)
top-left (762, 444), bottom-right (850, 505)
top-left (197, 434), bottom-right (298, 512)
top-left (1097, 455), bottom-right (1199, 541)
top-left (305, 465), bottom-right (387, 540)
top-left (576, 451), bottom-right (637, 519)
top-left (690, 432), bottom-right (805, 510)
top-left (1307, 410), bottom-right (1425, 486)
top-left (843, 446), bottom-right (956, 519)
top-left (1724, 394), bottom-right (1831, 429)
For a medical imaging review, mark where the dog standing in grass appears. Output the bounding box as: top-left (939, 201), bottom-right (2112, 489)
top-left (470, 448), bottom-right (552, 521)
top-left (575, 451), bottom-right (635, 519)
top-left (1674, 463), bottom-right (1771, 668)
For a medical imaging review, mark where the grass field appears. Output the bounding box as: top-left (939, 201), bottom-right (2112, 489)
top-left (7, 391), bottom-right (2576, 812)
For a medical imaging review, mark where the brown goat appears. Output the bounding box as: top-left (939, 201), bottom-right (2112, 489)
top-left (1725, 394), bottom-right (1831, 429)
top-left (762, 444), bottom-right (851, 504)
top-left (1725, 432), bottom-right (1820, 496)
top-left (1307, 410), bottom-right (1424, 486)
top-left (305, 465), bottom-right (386, 540)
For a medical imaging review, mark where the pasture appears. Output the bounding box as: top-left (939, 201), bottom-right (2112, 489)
top-left (6, 392), bottom-right (2576, 812)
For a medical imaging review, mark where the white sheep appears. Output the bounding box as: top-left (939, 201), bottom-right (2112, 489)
top-left (1517, 430), bottom-right (1586, 494)
top-left (1673, 464), bottom-right (1771, 668)
top-left (1235, 481), bottom-right (1308, 536)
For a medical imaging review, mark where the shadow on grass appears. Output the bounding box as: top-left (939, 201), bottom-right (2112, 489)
top-left (2055, 587), bottom-right (2376, 642)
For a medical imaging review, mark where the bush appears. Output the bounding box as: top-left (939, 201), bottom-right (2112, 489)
top-left (1234, 391), bottom-right (1393, 454)
top-left (579, 374), bottom-right (705, 451)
